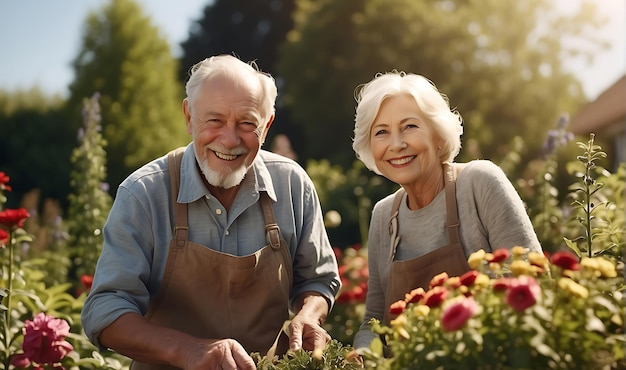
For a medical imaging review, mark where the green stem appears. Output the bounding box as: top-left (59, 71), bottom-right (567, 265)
top-left (584, 136), bottom-right (594, 258)
top-left (3, 229), bottom-right (14, 368)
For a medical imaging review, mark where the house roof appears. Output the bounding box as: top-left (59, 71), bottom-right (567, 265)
top-left (569, 74), bottom-right (626, 134)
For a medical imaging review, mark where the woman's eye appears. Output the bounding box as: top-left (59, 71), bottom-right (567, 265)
top-left (374, 129), bottom-right (387, 136)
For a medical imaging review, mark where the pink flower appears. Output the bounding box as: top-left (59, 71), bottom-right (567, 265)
top-left (441, 296), bottom-right (478, 331)
top-left (21, 313), bottom-right (74, 365)
top-left (0, 208), bottom-right (31, 229)
top-left (506, 276), bottom-right (541, 312)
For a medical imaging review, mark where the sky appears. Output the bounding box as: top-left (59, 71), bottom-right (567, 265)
top-left (0, 0), bottom-right (624, 101)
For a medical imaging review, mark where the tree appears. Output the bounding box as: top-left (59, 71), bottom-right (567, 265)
top-left (179, 0), bottom-right (295, 79)
top-left (278, 0), bottom-right (605, 170)
top-left (0, 89), bottom-right (73, 209)
top-left (179, 0), bottom-right (302, 157)
top-left (67, 0), bottom-right (189, 193)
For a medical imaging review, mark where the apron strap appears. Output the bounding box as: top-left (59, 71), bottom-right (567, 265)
top-left (167, 147), bottom-right (188, 248)
top-left (387, 163), bottom-right (463, 261)
top-left (259, 192), bottom-right (282, 250)
top-left (443, 163), bottom-right (461, 245)
top-left (388, 189), bottom-right (404, 262)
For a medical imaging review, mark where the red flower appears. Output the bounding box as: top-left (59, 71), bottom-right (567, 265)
top-left (21, 313), bottom-right (74, 365)
top-left (0, 208), bottom-right (31, 229)
top-left (404, 287), bottom-right (426, 304)
top-left (389, 300), bottom-right (407, 315)
top-left (333, 247), bottom-right (343, 262)
top-left (493, 277), bottom-right (511, 292)
top-left (0, 172), bottom-right (11, 191)
top-left (423, 286), bottom-right (449, 308)
top-left (441, 296), bottom-right (478, 331)
top-left (429, 272), bottom-right (449, 288)
top-left (550, 251), bottom-right (580, 271)
top-left (506, 276), bottom-right (540, 312)
top-left (488, 248), bottom-right (510, 263)
top-left (80, 275), bottom-right (94, 291)
top-left (0, 228), bottom-right (9, 247)
top-left (459, 270), bottom-right (479, 286)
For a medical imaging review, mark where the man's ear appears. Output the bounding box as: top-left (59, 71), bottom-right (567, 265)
top-left (182, 99), bottom-right (192, 135)
top-left (260, 114), bottom-right (275, 143)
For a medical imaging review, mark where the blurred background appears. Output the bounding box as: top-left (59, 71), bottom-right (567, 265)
top-left (1, 0), bottom-right (624, 250)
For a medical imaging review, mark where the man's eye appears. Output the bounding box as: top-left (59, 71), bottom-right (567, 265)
top-left (240, 122), bottom-right (258, 131)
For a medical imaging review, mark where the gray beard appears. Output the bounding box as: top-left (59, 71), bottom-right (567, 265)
top-left (198, 157), bottom-right (248, 189)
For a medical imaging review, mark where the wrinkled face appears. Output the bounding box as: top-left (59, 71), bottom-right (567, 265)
top-left (370, 94), bottom-right (442, 187)
top-left (183, 74), bottom-right (272, 189)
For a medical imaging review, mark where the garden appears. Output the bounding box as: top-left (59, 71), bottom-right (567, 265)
top-left (1, 97), bottom-right (624, 369)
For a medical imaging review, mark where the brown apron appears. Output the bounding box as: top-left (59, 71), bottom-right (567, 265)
top-left (383, 163), bottom-right (470, 324)
top-left (131, 148), bottom-right (292, 370)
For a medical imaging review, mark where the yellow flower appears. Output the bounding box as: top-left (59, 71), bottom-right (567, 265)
top-left (468, 249), bottom-right (486, 269)
top-left (474, 273), bottom-right (490, 288)
top-left (511, 246), bottom-right (529, 256)
top-left (412, 305), bottom-right (430, 317)
top-left (528, 251), bottom-right (548, 268)
top-left (596, 257), bottom-right (617, 278)
top-left (510, 260), bottom-right (533, 276)
top-left (558, 277), bottom-right (589, 299)
top-left (312, 347), bottom-right (324, 361)
top-left (390, 314), bottom-right (407, 328)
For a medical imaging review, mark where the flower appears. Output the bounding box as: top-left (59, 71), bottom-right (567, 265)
top-left (0, 208), bottom-right (31, 229)
top-left (505, 275), bottom-right (540, 312)
top-left (0, 172), bottom-right (11, 191)
top-left (80, 274), bottom-right (94, 291)
top-left (0, 228), bottom-right (8, 247)
top-left (13, 313), bottom-right (74, 367)
top-left (365, 248), bottom-right (626, 370)
top-left (441, 296), bottom-right (478, 331)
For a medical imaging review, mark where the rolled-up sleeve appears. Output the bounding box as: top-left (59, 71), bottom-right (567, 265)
top-left (81, 185), bottom-right (161, 349)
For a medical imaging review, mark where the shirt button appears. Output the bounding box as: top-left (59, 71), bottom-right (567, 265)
top-left (205, 195), bottom-right (210, 199)
top-left (215, 209), bottom-right (222, 215)
top-left (225, 230), bottom-right (230, 236)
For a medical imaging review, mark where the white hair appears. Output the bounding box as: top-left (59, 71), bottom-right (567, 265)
top-left (352, 71), bottom-right (463, 174)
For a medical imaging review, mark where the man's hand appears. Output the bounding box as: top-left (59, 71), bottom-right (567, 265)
top-left (181, 338), bottom-right (256, 370)
top-left (288, 314), bottom-right (331, 351)
top-left (99, 314), bottom-right (256, 370)
top-left (289, 292), bottom-right (331, 351)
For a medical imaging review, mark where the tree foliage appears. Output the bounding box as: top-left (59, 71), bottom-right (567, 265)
top-left (0, 89), bottom-right (73, 209)
top-left (179, 0), bottom-right (295, 79)
top-left (178, 0), bottom-right (301, 153)
top-left (67, 0), bottom-right (189, 193)
top-left (278, 0), bottom-right (605, 170)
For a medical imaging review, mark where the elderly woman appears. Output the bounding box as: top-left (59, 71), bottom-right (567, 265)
top-left (352, 71), bottom-right (542, 351)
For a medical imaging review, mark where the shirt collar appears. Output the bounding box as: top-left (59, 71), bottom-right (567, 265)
top-left (177, 144), bottom-right (277, 203)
